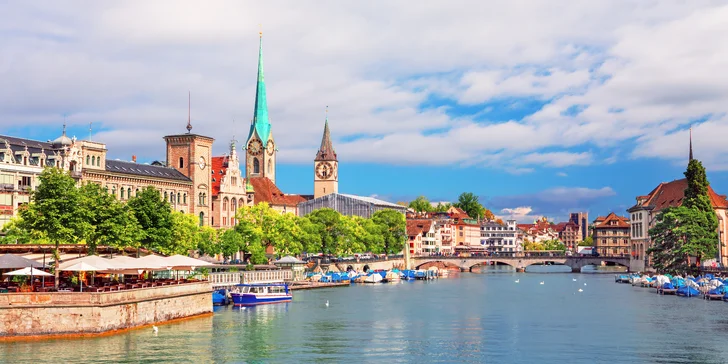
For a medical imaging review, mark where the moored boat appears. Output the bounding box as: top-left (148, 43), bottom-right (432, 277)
top-left (212, 289), bottom-right (230, 305)
top-left (231, 283), bottom-right (292, 306)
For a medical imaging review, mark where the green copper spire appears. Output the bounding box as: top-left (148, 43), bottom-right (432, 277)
top-left (248, 32), bottom-right (271, 144)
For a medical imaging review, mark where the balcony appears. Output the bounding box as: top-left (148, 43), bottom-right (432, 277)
top-left (70, 171), bottom-right (83, 179)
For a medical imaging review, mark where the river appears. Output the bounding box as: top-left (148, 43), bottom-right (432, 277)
top-left (3, 269), bottom-right (728, 363)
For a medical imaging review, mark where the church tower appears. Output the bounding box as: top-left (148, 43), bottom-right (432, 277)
top-left (245, 31), bottom-right (276, 184)
top-left (314, 111), bottom-right (338, 198)
top-left (164, 92), bottom-right (213, 226)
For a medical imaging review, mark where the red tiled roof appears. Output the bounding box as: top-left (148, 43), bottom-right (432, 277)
top-left (210, 156), bottom-right (228, 197)
top-left (637, 179), bottom-right (728, 212)
top-left (553, 221), bottom-right (578, 233)
top-left (593, 212), bottom-right (629, 229)
top-left (407, 219), bottom-right (433, 236)
top-left (248, 177), bottom-right (307, 207)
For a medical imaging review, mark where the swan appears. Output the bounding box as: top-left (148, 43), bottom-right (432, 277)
top-left (539, 281), bottom-right (545, 285)
top-left (578, 289), bottom-right (583, 292)
top-left (515, 279), bottom-right (520, 283)
top-left (572, 278), bottom-right (577, 282)
top-left (325, 300), bottom-right (329, 307)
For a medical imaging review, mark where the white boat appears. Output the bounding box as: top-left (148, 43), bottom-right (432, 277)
top-left (364, 274), bottom-right (383, 284)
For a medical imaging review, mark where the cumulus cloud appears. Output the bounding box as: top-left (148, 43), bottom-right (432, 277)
top-left (489, 186), bottom-right (616, 222)
top-left (1, 1), bottom-right (727, 170)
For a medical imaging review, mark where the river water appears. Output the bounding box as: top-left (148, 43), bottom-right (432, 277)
top-left (3, 268), bottom-right (728, 364)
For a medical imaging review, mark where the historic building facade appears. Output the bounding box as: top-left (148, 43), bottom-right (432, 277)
top-left (592, 213), bottom-right (630, 257)
top-left (480, 220), bottom-right (520, 254)
top-left (210, 140), bottom-right (255, 229)
top-left (314, 114), bottom-right (338, 199)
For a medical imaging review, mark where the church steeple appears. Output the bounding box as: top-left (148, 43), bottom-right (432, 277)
top-left (315, 107), bottom-right (337, 161)
top-left (248, 31), bottom-right (271, 144)
top-left (689, 126), bottom-right (694, 162)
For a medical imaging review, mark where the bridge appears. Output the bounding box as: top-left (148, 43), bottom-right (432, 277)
top-left (411, 255), bottom-right (631, 272)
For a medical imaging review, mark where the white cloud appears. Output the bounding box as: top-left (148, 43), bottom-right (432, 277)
top-left (1, 1), bottom-right (727, 170)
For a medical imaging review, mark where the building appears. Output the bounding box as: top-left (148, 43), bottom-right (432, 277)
top-left (406, 219), bottom-right (436, 255)
top-left (627, 134), bottom-right (728, 270)
top-left (446, 207), bottom-right (481, 251)
top-left (592, 213), bottom-right (630, 257)
top-left (297, 193), bottom-right (406, 218)
top-left (517, 217), bottom-right (559, 243)
top-left (313, 112), bottom-right (338, 199)
top-left (554, 220), bottom-right (580, 252)
top-left (434, 218), bottom-right (455, 255)
top-left (480, 220), bottom-right (520, 254)
top-left (0, 135), bottom-right (49, 228)
top-left (569, 212), bottom-right (589, 241)
top-left (210, 140), bottom-right (255, 228)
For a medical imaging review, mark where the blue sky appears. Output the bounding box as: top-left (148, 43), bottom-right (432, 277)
top-left (2, 1), bottom-right (728, 223)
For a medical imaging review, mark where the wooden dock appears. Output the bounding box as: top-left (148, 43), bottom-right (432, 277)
top-left (288, 282), bottom-right (350, 291)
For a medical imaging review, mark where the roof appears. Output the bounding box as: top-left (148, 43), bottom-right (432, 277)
top-left (407, 219), bottom-right (433, 236)
top-left (338, 193), bottom-right (404, 208)
top-left (105, 160), bottom-right (191, 182)
top-left (248, 177), bottom-right (306, 207)
top-left (0, 134), bottom-right (57, 164)
top-left (553, 221), bottom-right (578, 233)
top-left (248, 35), bottom-right (272, 144)
top-left (446, 206), bottom-right (471, 220)
top-left (593, 212), bottom-right (630, 229)
top-left (315, 117), bottom-right (337, 161)
top-left (210, 156), bottom-right (228, 197)
top-left (630, 178), bottom-right (728, 212)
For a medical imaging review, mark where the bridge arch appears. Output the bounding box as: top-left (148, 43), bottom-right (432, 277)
top-left (465, 260), bottom-right (517, 271)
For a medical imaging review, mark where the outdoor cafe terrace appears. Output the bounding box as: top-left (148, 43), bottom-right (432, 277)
top-left (0, 253), bottom-right (215, 293)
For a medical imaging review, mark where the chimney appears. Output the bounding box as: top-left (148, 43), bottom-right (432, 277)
top-left (132, 155), bottom-right (137, 163)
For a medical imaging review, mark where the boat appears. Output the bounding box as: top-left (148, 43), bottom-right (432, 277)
top-left (705, 285), bottom-right (726, 300)
top-left (230, 283), bottom-right (292, 306)
top-left (364, 273), bottom-right (383, 284)
top-left (615, 274), bottom-right (630, 283)
top-left (386, 270), bottom-right (400, 283)
top-left (401, 270), bottom-right (416, 280)
top-left (676, 284), bottom-right (700, 297)
top-left (212, 289), bottom-right (230, 306)
top-left (658, 282), bottom-right (677, 295)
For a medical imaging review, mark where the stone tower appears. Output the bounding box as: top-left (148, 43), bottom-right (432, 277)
top-left (314, 112), bottom-right (338, 199)
top-left (245, 32), bottom-right (276, 184)
top-left (164, 93), bottom-right (213, 226)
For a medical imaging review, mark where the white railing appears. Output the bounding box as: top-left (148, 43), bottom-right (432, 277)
top-left (205, 270), bottom-right (294, 287)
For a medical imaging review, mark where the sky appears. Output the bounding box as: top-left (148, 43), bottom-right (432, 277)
top-left (2, 1), bottom-right (728, 223)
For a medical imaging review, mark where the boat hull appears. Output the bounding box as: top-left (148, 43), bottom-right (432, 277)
top-left (231, 293), bottom-right (292, 306)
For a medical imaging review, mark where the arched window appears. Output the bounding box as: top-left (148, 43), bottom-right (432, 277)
top-left (112, 186), bottom-right (116, 197)
top-left (253, 158), bottom-right (260, 174)
top-left (179, 157), bottom-right (184, 169)
top-left (231, 198), bottom-right (237, 213)
top-left (177, 192), bottom-right (181, 204)
top-left (128, 187), bottom-right (132, 198)
top-left (171, 193), bottom-right (176, 204)
top-left (183, 193), bottom-right (187, 204)
top-left (164, 192), bottom-right (168, 201)
top-left (203, 193), bottom-right (207, 205)
top-left (86, 155), bottom-right (90, 165)
top-left (121, 188), bottom-right (125, 199)
top-left (91, 156), bottom-right (96, 166)
top-left (199, 193), bottom-right (204, 205)
top-left (199, 212), bottom-right (204, 226)
top-left (223, 198), bottom-right (228, 211)
top-left (239, 198), bottom-right (244, 209)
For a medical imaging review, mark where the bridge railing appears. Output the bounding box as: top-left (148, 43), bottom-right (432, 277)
top-left (203, 270), bottom-right (293, 287)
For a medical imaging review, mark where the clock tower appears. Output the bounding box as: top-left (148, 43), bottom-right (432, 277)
top-left (245, 32), bottom-right (276, 184)
top-left (164, 93), bottom-right (213, 226)
top-left (314, 113), bottom-right (338, 199)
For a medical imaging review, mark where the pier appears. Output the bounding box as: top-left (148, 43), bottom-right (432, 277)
top-left (206, 270), bottom-right (293, 288)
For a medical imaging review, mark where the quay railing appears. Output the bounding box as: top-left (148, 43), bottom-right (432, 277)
top-left (205, 270), bottom-right (293, 287)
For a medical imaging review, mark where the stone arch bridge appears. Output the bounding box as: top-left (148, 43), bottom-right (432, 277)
top-left (412, 255), bottom-right (631, 273)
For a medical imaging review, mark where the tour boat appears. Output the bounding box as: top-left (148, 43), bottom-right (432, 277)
top-left (230, 283), bottom-right (292, 306)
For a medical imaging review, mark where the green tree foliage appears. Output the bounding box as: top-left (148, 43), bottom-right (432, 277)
top-left (127, 186), bottom-right (172, 254)
top-left (434, 202), bottom-right (452, 213)
top-left (578, 236), bottom-right (594, 247)
top-left (166, 212), bottom-right (200, 255)
top-left (649, 158), bottom-right (719, 273)
top-left (372, 209), bottom-right (406, 255)
top-left (306, 208), bottom-right (342, 255)
top-left (78, 183), bottom-right (142, 254)
top-left (523, 240), bottom-right (544, 251)
top-left (542, 239), bottom-right (566, 251)
top-left (408, 196), bottom-right (433, 213)
top-left (16, 168), bottom-right (87, 286)
top-left (0, 218), bottom-right (49, 244)
top-left (219, 229), bottom-right (244, 260)
top-left (271, 212), bottom-right (304, 256)
top-left (297, 216), bottom-right (322, 254)
top-left (196, 226), bottom-right (220, 257)
top-left (336, 215), bottom-right (368, 256)
top-left (358, 216), bottom-right (385, 254)
top-left (454, 192), bottom-right (486, 220)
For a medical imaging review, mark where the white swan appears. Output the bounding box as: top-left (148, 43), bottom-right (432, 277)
top-left (539, 281), bottom-right (545, 285)
top-left (515, 279), bottom-right (520, 283)
top-left (578, 289), bottom-right (583, 292)
top-left (572, 278), bottom-right (577, 282)
top-left (325, 300), bottom-right (329, 307)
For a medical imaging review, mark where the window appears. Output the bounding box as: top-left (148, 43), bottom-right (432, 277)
top-left (112, 186), bottom-right (116, 196)
top-left (223, 198), bottom-right (228, 211)
top-left (92, 156), bottom-right (96, 166)
top-left (199, 212), bottom-right (204, 226)
top-left (128, 187), bottom-right (132, 198)
top-left (199, 193), bottom-right (204, 205)
top-left (183, 194), bottom-right (187, 204)
top-left (177, 193), bottom-right (181, 204)
top-left (223, 217), bottom-right (227, 226)
top-left (253, 158), bottom-right (260, 174)
top-left (211, 217), bottom-right (214, 226)
top-left (179, 157), bottom-right (184, 169)
top-left (121, 188), bottom-right (125, 199)
top-left (86, 155), bottom-right (90, 165)
top-left (164, 192), bottom-right (168, 201)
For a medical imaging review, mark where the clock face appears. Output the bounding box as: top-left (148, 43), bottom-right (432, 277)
top-left (198, 156), bottom-right (206, 170)
top-left (248, 139), bottom-right (262, 156)
top-left (266, 140), bottom-right (275, 156)
top-left (316, 161), bottom-right (333, 180)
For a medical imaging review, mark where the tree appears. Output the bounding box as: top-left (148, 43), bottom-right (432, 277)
top-left (166, 212), bottom-right (200, 255)
top-left (454, 192), bottom-right (485, 220)
top-left (197, 226), bottom-right (220, 257)
top-left (235, 202), bottom-right (280, 254)
top-left (434, 202), bottom-right (452, 213)
top-left (306, 208), bottom-right (342, 255)
top-left (219, 229), bottom-right (245, 261)
top-left (408, 196), bottom-right (433, 213)
top-left (336, 215), bottom-right (368, 256)
top-left (359, 217), bottom-right (385, 254)
top-left (682, 158), bottom-right (719, 265)
top-left (523, 240), bottom-right (545, 251)
top-left (127, 186), bottom-right (172, 255)
top-left (297, 216), bottom-right (322, 255)
top-left (372, 209), bottom-right (406, 255)
top-left (17, 168), bottom-right (86, 287)
top-left (78, 183), bottom-right (142, 254)
top-left (543, 239), bottom-right (566, 251)
top-left (0, 217), bottom-right (49, 245)
top-left (579, 236), bottom-right (594, 247)
top-left (271, 213), bottom-right (304, 256)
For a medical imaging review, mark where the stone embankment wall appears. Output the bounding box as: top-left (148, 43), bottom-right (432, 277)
top-left (0, 282), bottom-right (212, 338)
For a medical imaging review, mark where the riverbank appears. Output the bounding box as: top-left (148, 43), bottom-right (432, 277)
top-left (0, 282), bottom-right (212, 339)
